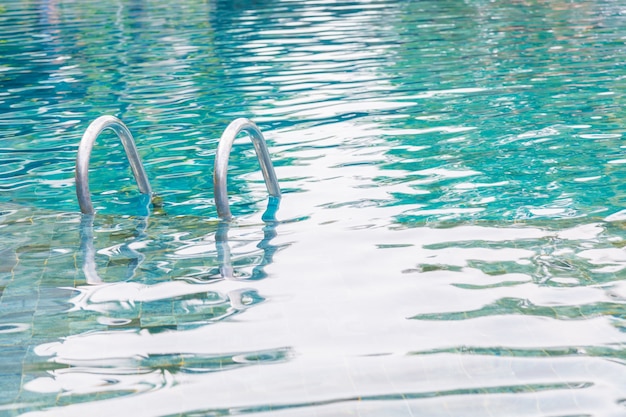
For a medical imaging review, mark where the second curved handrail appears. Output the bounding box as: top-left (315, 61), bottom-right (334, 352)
top-left (214, 118), bottom-right (281, 220)
top-left (75, 115), bottom-right (152, 215)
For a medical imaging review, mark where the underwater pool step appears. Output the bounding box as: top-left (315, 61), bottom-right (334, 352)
top-left (74, 115), bottom-right (281, 220)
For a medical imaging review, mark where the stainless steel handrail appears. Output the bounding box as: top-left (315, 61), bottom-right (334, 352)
top-left (213, 118), bottom-right (281, 220)
top-left (76, 116), bottom-right (278, 219)
top-left (75, 115), bottom-right (152, 215)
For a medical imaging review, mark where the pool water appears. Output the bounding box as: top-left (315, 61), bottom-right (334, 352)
top-left (2, 0), bottom-right (626, 415)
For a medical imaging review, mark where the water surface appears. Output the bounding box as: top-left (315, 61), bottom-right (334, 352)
top-left (2, 0), bottom-right (626, 416)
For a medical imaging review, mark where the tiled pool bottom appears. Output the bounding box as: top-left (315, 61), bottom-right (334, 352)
top-left (0, 207), bottom-right (276, 412)
top-left (5, 203), bottom-right (626, 415)
top-left (0, 210), bottom-right (78, 409)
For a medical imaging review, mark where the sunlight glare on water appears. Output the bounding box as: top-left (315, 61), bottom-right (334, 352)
top-left (2, 0), bottom-right (626, 416)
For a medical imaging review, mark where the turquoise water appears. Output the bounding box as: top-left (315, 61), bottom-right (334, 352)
top-left (3, 0), bottom-right (626, 415)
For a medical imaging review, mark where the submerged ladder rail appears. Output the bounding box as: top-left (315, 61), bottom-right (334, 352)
top-left (75, 115), bottom-right (152, 215)
top-left (213, 117), bottom-right (281, 221)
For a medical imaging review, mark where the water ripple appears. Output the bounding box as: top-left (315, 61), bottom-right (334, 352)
top-left (3, 0), bottom-right (626, 415)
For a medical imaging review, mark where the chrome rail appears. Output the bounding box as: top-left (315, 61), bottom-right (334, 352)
top-left (215, 195), bottom-right (281, 280)
top-left (75, 115), bottom-right (152, 215)
top-left (75, 115), bottom-right (281, 286)
top-left (214, 118), bottom-right (281, 221)
top-left (79, 215), bottom-right (148, 284)
top-left (76, 116), bottom-right (279, 220)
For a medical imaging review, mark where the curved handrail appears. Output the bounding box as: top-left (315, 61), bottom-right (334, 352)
top-left (75, 115), bottom-right (152, 215)
top-left (214, 118), bottom-right (281, 220)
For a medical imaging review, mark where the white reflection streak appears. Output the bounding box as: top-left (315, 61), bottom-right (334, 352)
top-left (23, 220), bottom-right (618, 417)
top-left (241, 2), bottom-right (409, 130)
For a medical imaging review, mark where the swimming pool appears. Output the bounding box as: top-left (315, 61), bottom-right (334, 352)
top-left (2, 0), bottom-right (626, 415)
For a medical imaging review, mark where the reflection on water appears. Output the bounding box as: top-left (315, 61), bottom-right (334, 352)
top-left (3, 0), bottom-right (626, 416)
top-left (7, 212), bottom-right (626, 416)
top-left (0, 204), bottom-right (285, 415)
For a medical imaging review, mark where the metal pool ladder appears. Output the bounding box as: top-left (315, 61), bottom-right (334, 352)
top-left (75, 115), bottom-right (281, 219)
